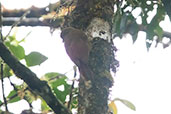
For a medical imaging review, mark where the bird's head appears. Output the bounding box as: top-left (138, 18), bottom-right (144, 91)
top-left (60, 27), bottom-right (75, 41)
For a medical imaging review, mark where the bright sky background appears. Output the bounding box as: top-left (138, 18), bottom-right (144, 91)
top-left (1, 0), bottom-right (171, 114)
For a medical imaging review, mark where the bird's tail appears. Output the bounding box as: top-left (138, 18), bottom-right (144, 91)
top-left (79, 62), bottom-right (94, 81)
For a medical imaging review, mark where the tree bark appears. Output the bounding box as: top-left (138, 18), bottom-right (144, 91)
top-left (62, 0), bottom-right (117, 114)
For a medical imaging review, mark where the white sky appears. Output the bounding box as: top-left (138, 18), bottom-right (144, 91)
top-left (1, 0), bottom-right (171, 114)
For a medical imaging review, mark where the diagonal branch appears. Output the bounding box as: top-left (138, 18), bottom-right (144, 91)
top-left (0, 41), bottom-right (71, 114)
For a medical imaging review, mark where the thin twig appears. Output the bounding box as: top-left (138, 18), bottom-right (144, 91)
top-left (8, 76), bottom-right (18, 91)
top-left (67, 66), bottom-right (77, 109)
top-left (1, 61), bottom-right (8, 111)
top-left (4, 10), bottom-right (30, 40)
top-left (0, 2), bottom-right (8, 112)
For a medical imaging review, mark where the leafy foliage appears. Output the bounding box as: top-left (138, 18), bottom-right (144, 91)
top-left (5, 36), bottom-right (25, 60)
top-left (25, 51), bottom-right (48, 67)
top-left (109, 98), bottom-right (136, 114)
top-left (114, 98), bottom-right (136, 111)
top-left (0, 64), bottom-right (13, 78)
top-left (0, 34), bottom-right (49, 112)
top-left (113, 0), bottom-right (167, 49)
top-left (43, 72), bottom-right (71, 103)
top-left (0, 33), bottom-right (77, 113)
top-left (7, 90), bottom-right (21, 103)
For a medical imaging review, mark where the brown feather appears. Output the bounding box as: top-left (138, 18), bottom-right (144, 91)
top-left (61, 27), bottom-right (92, 80)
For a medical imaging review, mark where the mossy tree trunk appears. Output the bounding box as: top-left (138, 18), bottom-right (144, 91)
top-left (62, 0), bottom-right (118, 114)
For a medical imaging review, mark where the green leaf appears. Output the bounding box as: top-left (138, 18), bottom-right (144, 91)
top-left (5, 42), bottom-right (25, 60)
top-left (7, 90), bottom-right (21, 103)
top-left (41, 99), bottom-right (51, 112)
top-left (0, 63), bottom-right (13, 78)
top-left (3, 64), bottom-right (13, 78)
top-left (10, 45), bottom-right (25, 60)
top-left (50, 76), bottom-right (71, 103)
top-left (8, 36), bottom-right (16, 42)
top-left (127, 21), bottom-right (139, 43)
top-left (71, 94), bottom-right (78, 109)
top-left (112, 10), bottom-right (122, 36)
top-left (42, 72), bottom-right (71, 103)
top-left (25, 52), bottom-right (48, 67)
top-left (120, 14), bottom-right (128, 35)
top-left (146, 36), bottom-right (153, 50)
top-left (114, 98), bottom-right (136, 111)
top-left (42, 73), bottom-right (72, 109)
top-left (154, 26), bottom-right (163, 40)
top-left (132, 34), bottom-right (138, 43)
top-left (146, 4), bottom-right (165, 42)
top-left (44, 72), bottom-right (65, 81)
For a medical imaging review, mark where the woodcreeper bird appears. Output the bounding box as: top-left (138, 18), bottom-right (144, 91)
top-left (61, 27), bottom-right (92, 80)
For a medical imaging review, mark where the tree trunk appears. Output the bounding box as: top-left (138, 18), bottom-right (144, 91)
top-left (62, 0), bottom-right (117, 113)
